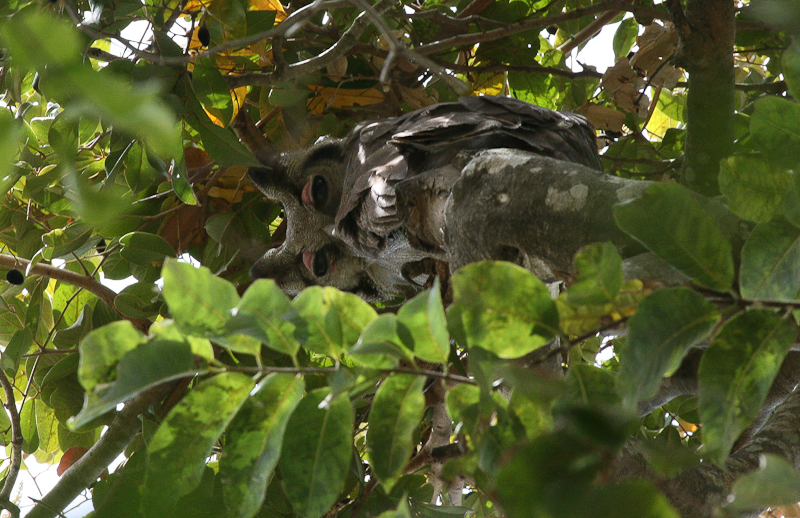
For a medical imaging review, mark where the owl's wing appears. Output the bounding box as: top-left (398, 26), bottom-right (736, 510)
top-left (392, 95), bottom-right (603, 172)
top-left (334, 96), bottom-right (603, 255)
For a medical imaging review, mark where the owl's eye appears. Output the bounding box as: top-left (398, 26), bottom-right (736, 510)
top-left (312, 249), bottom-right (329, 277)
top-left (311, 175), bottom-right (329, 209)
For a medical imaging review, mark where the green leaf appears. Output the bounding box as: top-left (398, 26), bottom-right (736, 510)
top-left (614, 183), bottom-right (735, 291)
top-left (367, 374), bottom-right (426, 491)
top-left (783, 42), bottom-right (800, 100)
top-left (0, 109), bottom-right (22, 185)
top-left (617, 288), bottom-right (719, 405)
top-left (564, 364), bottom-right (620, 407)
top-left (193, 58), bottom-right (234, 126)
top-left (739, 220), bottom-right (800, 301)
top-left (149, 320), bottom-right (214, 360)
top-left (231, 279), bottom-right (300, 356)
top-left (2, 329), bottom-right (33, 377)
top-left (446, 383), bottom-right (481, 427)
top-left (114, 282), bottom-right (161, 319)
top-left (719, 156), bottom-right (792, 223)
top-left (1, 11), bottom-right (81, 70)
top-left (290, 287), bottom-right (377, 360)
top-left (447, 261), bottom-right (558, 359)
top-left (220, 374), bottom-right (305, 518)
top-left (279, 388), bottom-right (354, 518)
top-left (397, 279), bottom-right (450, 364)
top-left (162, 258), bottom-right (240, 336)
top-left (72, 338), bottom-right (202, 428)
top-left (36, 400), bottom-right (59, 453)
top-left (143, 373), bottom-right (254, 514)
top-left (169, 155), bottom-right (198, 205)
top-left (349, 314), bottom-right (410, 368)
top-left (20, 400), bottom-right (39, 454)
top-left (583, 480), bottom-right (679, 518)
top-left (727, 454), bottom-right (800, 514)
top-left (566, 242), bottom-right (623, 305)
top-left (119, 232), bottom-right (176, 265)
top-left (495, 433), bottom-right (598, 518)
top-left (185, 94), bottom-right (260, 167)
top-left (699, 310), bottom-right (795, 463)
top-left (77, 321), bottom-right (146, 392)
top-left (751, 96), bottom-right (800, 169)
top-left (246, 10), bottom-right (278, 36)
top-left (613, 18), bottom-right (639, 59)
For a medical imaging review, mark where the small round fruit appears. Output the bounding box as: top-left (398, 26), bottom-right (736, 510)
top-left (6, 269), bottom-right (24, 285)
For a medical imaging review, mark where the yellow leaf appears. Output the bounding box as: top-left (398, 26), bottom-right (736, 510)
top-left (472, 73), bottom-right (505, 96)
top-left (184, 0), bottom-right (211, 13)
top-left (307, 86), bottom-right (385, 116)
top-left (249, 0), bottom-right (287, 22)
top-left (645, 107), bottom-right (680, 139)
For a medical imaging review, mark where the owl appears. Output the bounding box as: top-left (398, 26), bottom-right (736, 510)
top-left (242, 95), bottom-right (610, 300)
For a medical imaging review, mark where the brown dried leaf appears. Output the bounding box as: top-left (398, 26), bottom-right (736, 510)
top-left (580, 103), bottom-right (626, 132)
top-left (307, 86), bottom-right (385, 116)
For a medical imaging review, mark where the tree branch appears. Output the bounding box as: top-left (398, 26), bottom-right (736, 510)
top-left (25, 384), bottom-right (175, 518)
top-left (0, 255), bottom-right (150, 332)
top-left (415, 0), bottom-right (667, 56)
top-left (228, 0), bottom-right (397, 89)
top-left (0, 254), bottom-right (115, 309)
top-left (0, 370), bottom-right (22, 518)
top-left (667, 0), bottom-right (735, 196)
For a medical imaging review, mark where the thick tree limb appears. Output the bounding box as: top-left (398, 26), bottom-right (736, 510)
top-left (666, 0), bottom-right (735, 196)
top-left (617, 365), bottom-right (800, 518)
top-left (25, 384), bottom-right (175, 518)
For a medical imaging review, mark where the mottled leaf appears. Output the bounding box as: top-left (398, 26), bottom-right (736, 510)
top-left (751, 96), bottom-right (800, 169)
top-left (368, 374), bottom-right (426, 491)
top-left (77, 320), bottom-right (146, 392)
top-left (162, 258), bottom-right (240, 336)
top-left (230, 279), bottom-right (300, 356)
top-left (447, 261), bottom-right (559, 359)
top-left (349, 314), bottom-right (410, 368)
top-left (143, 373), bottom-right (254, 514)
top-left (727, 454), bottom-right (800, 514)
top-left (72, 338), bottom-right (201, 428)
top-left (280, 388), bottom-right (354, 518)
top-left (617, 288), bottom-right (719, 405)
top-left (614, 183), bottom-right (734, 291)
top-left (290, 287), bottom-right (377, 359)
top-left (740, 220), bottom-right (800, 301)
top-left (397, 279), bottom-right (450, 364)
top-left (220, 374), bottom-right (304, 518)
top-left (566, 242), bottom-right (623, 305)
top-left (699, 310), bottom-right (795, 463)
top-left (719, 156), bottom-right (792, 223)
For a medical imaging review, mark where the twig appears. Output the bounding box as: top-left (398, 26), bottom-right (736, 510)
top-left (63, 0), bottom-right (341, 66)
top-left (227, 0), bottom-right (399, 89)
top-left (345, 0), bottom-right (469, 93)
top-left (443, 61), bottom-right (603, 80)
top-left (559, 0), bottom-right (634, 54)
top-left (415, 0), bottom-right (667, 56)
top-left (0, 370), bottom-right (22, 518)
top-left (225, 365), bottom-right (477, 385)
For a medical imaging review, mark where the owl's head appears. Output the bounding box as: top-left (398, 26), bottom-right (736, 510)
top-left (247, 140), bottom-right (400, 301)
